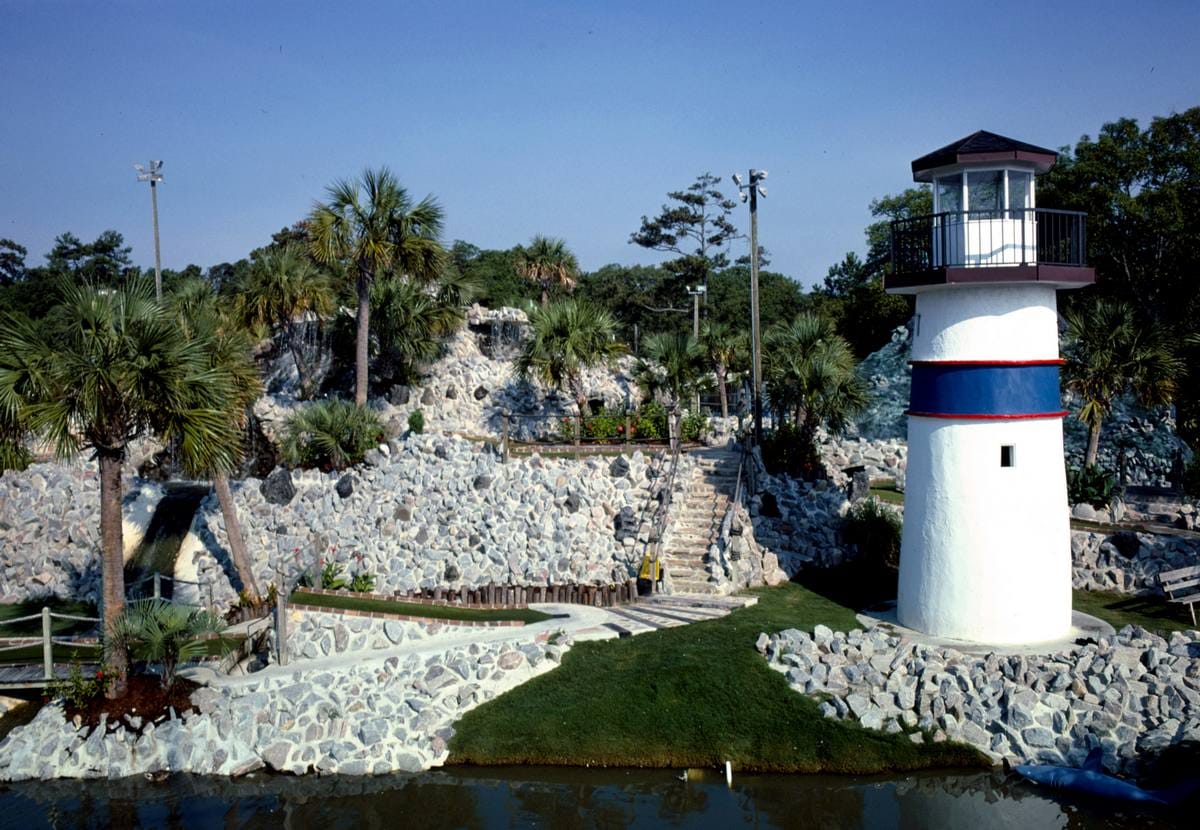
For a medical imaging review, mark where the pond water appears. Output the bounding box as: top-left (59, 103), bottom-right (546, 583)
top-left (0, 766), bottom-right (1190, 829)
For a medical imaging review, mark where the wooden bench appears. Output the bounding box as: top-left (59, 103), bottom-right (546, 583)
top-left (1159, 565), bottom-right (1200, 626)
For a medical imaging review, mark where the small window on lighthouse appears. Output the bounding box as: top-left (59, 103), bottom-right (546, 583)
top-left (1000, 445), bottom-right (1015, 467)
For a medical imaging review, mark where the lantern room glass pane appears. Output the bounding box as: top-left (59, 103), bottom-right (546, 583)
top-left (1008, 171), bottom-right (1031, 214)
top-left (968, 171), bottom-right (1003, 216)
top-left (935, 175), bottom-right (962, 213)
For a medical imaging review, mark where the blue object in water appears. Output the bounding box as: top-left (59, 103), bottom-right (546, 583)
top-left (1015, 747), bottom-right (1197, 806)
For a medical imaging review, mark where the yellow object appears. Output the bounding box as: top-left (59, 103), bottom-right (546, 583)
top-left (638, 553), bottom-right (661, 581)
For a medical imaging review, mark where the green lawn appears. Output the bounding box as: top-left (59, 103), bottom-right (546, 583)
top-left (448, 582), bottom-right (986, 773)
top-left (0, 600), bottom-right (99, 637)
top-left (289, 590), bottom-right (555, 624)
top-left (868, 485), bottom-right (905, 505)
top-left (1072, 588), bottom-right (1195, 637)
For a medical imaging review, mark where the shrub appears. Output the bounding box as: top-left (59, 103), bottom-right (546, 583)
top-left (634, 401), bottom-right (668, 442)
top-left (106, 599), bottom-right (227, 691)
top-left (0, 439), bottom-right (31, 473)
top-left (1183, 457), bottom-right (1200, 500)
top-left (407, 409), bottom-right (425, 435)
top-left (280, 399), bottom-right (385, 471)
top-left (350, 571), bottom-right (376, 593)
top-left (46, 663), bottom-right (111, 709)
top-left (1067, 464), bottom-right (1116, 509)
top-left (680, 410), bottom-right (708, 442)
top-left (321, 561), bottom-right (349, 591)
top-left (583, 408), bottom-right (623, 443)
top-left (761, 422), bottom-right (823, 479)
top-left (842, 497), bottom-right (902, 573)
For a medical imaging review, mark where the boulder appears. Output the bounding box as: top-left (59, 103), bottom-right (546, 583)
top-left (420, 388), bottom-right (435, 406)
top-left (473, 386), bottom-right (489, 401)
top-left (609, 457), bottom-right (630, 478)
top-left (335, 475), bottom-right (355, 499)
top-left (260, 468), bottom-right (296, 506)
top-left (613, 506), bottom-right (638, 542)
top-left (388, 385), bottom-right (411, 406)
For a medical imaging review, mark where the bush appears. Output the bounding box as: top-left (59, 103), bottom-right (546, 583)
top-left (761, 422), bottom-right (823, 479)
top-left (0, 439), bottom-right (31, 473)
top-left (407, 409), bottom-right (425, 435)
top-left (280, 399), bottom-right (385, 471)
top-left (1067, 464), bottom-right (1116, 509)
top-left (680, 410), bottom-right (708, 442)
top-left (634, 401), bottom-right (667, 442)
top-left (46, 663), bottom-right (111, 709)
top-left (321, 561), bottom-right (349, 591)
top-left (842, 497), bottom-right (903, 573)
top-left (1183, 457), bottom-right (1200, 500)
top-left (107, 599), bottom-right (227, 691)
top-left (350, 571), bottom-right (376, 593)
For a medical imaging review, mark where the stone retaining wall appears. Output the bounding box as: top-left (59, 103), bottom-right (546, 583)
top-left (1071, 529), bottom-right (1199, 594)
top-left (282, 608), bottom-right (502, 662)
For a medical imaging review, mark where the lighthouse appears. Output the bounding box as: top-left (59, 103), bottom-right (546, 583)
top-left (885, 131), bottom-right (1094, 644)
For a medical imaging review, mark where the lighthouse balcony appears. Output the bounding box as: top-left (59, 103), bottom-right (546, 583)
top-left (886, 207), bottom-right (1095, 293)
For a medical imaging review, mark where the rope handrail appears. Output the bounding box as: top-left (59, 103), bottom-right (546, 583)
top-left (49, 612), bottom-right (101, 624)
top-left (0, 612), bottom-right (46, 626)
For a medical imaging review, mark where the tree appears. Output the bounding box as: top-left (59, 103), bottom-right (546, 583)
top-left (107, 599), bottom-right (226, 692)
top-left (515, 299), bottom-right (625, 415)
top-left (514, 236), bottom-right (580, 306)
top-left (447, 240), bottom-right (537, 309)
top-left (309, 167), bottom-right (446, 406)
top-left (764, 313), bottom-right (868, 449)
top-left (706, 267), bottom-right (810, 334)
top-left (1063, 298), bottom-right (1182, 468)
top-left (45, 230), bottom-right (135, 286)
top-left (699, 322), bottom-right (747, 418)
top-left (0, 239), bottom-right (27, 286)
top-left (369, 277), bottom-right (462, 386)
top-left (635, 332), bottom-right (706, 412)
top-left (1, 279), bottom-right (243, 696)
top-left (630, 172), bottom-right (741, 300)
top-left (168, 280), bottom-right (264, 600)
top-left (575, 263), bottom-right (687, 346)
top-left (236, 243), bottom-right (335, 398)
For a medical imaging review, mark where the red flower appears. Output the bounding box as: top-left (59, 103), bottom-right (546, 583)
top-left (95, 670), bottom-right (103, 679)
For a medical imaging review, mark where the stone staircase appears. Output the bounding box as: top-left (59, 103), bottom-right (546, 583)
top-left (571, 594), bottom-right (758, 641)
top-left (661, 447), bottom-right (742, 595)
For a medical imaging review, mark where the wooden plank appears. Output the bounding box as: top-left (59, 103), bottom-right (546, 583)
top-left (1160, 565), bottom-right (1200, 581)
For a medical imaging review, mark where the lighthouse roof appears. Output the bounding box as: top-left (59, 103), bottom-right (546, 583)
top-left (912, 131), bottom-right (1058, 181)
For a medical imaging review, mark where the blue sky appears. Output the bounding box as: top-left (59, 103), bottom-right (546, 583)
top-left (2, 0), bottom-right (1197, 287)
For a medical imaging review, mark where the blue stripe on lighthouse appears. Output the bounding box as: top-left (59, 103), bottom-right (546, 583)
top-left (908, 362), bottom-right (1064, 419)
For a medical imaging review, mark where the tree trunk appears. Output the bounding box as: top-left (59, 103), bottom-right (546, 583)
top-left (354, 272), bottom-right (371, 407)
top-left (716, 365), bottom-right (729, 418)
top-left (214, 474), bottom-right (261, 601)
top-left (1085, 416), bottom-right (1102, 468)
top-left (98, 450), bottom-right (128, 698)
top-left (541, 285), bottom-right (549, 307)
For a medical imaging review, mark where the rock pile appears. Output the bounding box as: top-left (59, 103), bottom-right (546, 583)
top-left (1071, 529), bottom-right (1200, 594)
top-left (0, 634), bottom-right (568, 781)
top-left (0, 458), bottom-right (162, 604)
top-left (187, 434), bottom-right (660, 611)
top-left (759, 624), bottom-right (1200, 771)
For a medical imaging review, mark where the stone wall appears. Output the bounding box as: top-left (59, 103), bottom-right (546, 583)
top-left (760, 624), bottom-right (1200, 772)
top-left (186, 435), bottom-right (661, 611)
top-left (1071, 530), bottom-right (1200, 594)
top-left (0, 633), bottom-right (569, 781)
top-left (0, 458), bottom-right (163, 604)
top-left (282, 608), bottom-right (485, 662)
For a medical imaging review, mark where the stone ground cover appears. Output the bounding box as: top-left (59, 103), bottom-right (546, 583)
top-left (447, 583), bottom-right (988, 773)
top-left (288, 590), bottom-right (555, 624)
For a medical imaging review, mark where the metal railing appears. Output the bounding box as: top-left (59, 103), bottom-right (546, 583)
top-left (498, 410), bottom-right (692, 461)
top-left (644, 416), bottom-right (686, 593)
top-left (0, 607), bottom-right (102, 683)
top-left (126, 572), bottom-right (215, 609)
top-left (890, 207), bottom-right (1088, 275)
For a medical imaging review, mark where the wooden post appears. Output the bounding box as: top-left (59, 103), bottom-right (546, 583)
top-left (502, 410), bottom-right (510, 464)
top-left (574, 414), bottom-right (582, 459)
top-left (274, 571), bottom-right (288, 666)
top-left (625, 414), bottom-right (632, 448)
top-left (153, 572), bottom-right (161, 600)
top-left (42, 606), bottom-right (53, 682)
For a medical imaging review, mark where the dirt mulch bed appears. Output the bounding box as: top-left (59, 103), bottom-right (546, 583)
top-left (65, 675), bottom-right (199, 732)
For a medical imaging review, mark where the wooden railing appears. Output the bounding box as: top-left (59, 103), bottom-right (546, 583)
top-left (0, 607), bottom-right (101, 683)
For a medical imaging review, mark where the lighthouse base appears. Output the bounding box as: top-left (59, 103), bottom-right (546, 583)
top-left (896, 416), bottom-right (1072, 645)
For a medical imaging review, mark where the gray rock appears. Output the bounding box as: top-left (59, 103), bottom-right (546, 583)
top-left (609, 457), bottom-right (630, 478)
top-left (261, 468), bottom-right (296, 506)
top-left (335, 475), bottom-right (355, 499)
top-left (420, 388), bottom-right (435, 406)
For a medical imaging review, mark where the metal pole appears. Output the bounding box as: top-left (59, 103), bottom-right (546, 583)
top-left (748, 179), bottom-right (764, 444)
top-left (42, 606), bottom-right (53, 682)
top-left (692, 291), bottom-right (701, 414)
top-left (150, 179), bottom-right (162, 301)
top-left (153, 572), bottom-right (161, 600)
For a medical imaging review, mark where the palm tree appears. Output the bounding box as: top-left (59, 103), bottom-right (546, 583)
top-left (515, 299), bottom-right (625, 415)
top-left (515, 236), bottom-right (579, 306)
top-left (169, 280), bottom-right (264, 600)
top-left (1064, 299), bottom-right (1182, 467)
top-left (635, 332), bottom-right (707, 411)
top-left (700, 322), bottom-right (747, 418)
top-left (0, 280), bottom-right (243, 696)
top-left (764, 313), bottom-right (868, 446)
top-left (308, 168), bottom-right (445, 406)
top-left (236, 243), bottom-right (335, 399)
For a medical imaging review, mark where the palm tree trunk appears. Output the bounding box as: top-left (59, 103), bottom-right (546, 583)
top-left (541, 285), bottom-right (549, 307)
top-left (354, 272), bottom-right (371, 407)
top-left (214, 474), bottom-right (261, 600)
top-left (1085, 416), bottom-right (1103, 468)
top-left (98, 450), bottom-right (128, 699)
top-left (716, 365), bottom-right (729, 418)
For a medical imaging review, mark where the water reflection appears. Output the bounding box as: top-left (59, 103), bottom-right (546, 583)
top-left (0, 766), bottom-right (1188, 829)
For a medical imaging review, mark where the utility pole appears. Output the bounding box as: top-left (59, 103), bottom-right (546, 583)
top-left (134, 160), bottom-right (164, 300)
top-left (733, 169), bottom-right (768, 443)
top-left (687, 285), bottom-right (706, 413)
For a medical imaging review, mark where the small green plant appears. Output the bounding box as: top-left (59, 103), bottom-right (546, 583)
top-left (680, 410), bottom-right (708, 442)
top-left (106, 600), bottom-right (227, 691)
top-left (407, 409), bottom-right (425, 435)
top-left (634, 401), bottom-right (667, 441)
top-left (350, 571), bottom-right (376, 593)
top-left (1067, 464), bottom-right (1116, 509)
top-left (280, 399), bottom-right (385, 471)
top-left (761, 422), bottom-right (823, 479)
top-left (46, 663), bottom-right (111, 709)
top-left (321, 561), bottom-right (349, 591)
top-left (842, 497), bottom-right (903, 573)
top-left (0, 439), bottom-right (31, 473)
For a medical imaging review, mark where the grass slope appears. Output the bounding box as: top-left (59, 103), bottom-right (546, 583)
top-left (289, 590), bottom-right (554, 624)
top-left (1072, 588), bottom-right (1195, 637)
top-left (448, 583), bottom-right (986, 773)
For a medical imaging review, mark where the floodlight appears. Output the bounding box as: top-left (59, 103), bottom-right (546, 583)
top-left (739, 191), bottom-right (748, 203)
top-left (755, 170), bottom-right (768, 181)
top-left (757, 186), bottom-right (767, 198)
top-left (732, 173), bottom-right (743, 187)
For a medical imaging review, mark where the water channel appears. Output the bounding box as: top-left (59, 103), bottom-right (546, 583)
top-left (0, 766), bottom-right (1189, 829)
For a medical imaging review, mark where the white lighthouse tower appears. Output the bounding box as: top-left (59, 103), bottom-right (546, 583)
top-left (886, 131), bottom-right (1094, 644)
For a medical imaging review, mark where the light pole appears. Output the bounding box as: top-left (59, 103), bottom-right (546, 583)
top-left (134, 160), bottom-right (164, 300)
top-left (687, 285), bottom-right (706, 413)
top-left (733, 169), bottom-right (767, 443)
